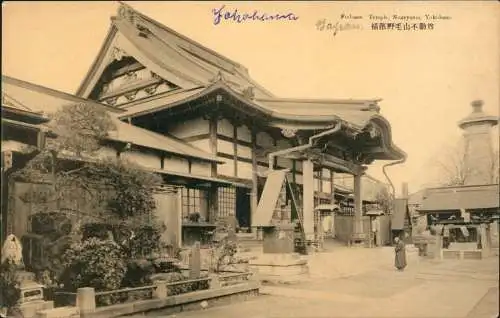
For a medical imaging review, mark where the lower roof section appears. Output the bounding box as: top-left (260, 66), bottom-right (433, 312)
top-left (418, 184), bottom-right (500, 212)
top-left (1, 75), bottom-right (220, 164)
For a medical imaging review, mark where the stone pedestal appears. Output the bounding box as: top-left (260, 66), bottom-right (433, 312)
top-left (20, 300), bottom-right (54, 318)
top-left (153, 280), bottom-right (168, 299)
top-left (17, 272), bottom-right (54, 318)
top-left (249, 223), bottom-right (308, 284)
top-left (76, 287), bottom-right (96, 315)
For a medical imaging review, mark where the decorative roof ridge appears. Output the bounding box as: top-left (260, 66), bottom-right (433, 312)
top-left (256, 97), bottom-right (382, 108)
top-left (113, 17), bottom-right (206, 87)
top-left (125, 16), bottom-right (219, 79)
top-left (116, 2), bottom-right (244, 71)
top-left (76, 24), bottom-right (119, 97)
top-left (119, 86), bottom-right (206, 110)
top-left (231, 66), bottom-right (275, 98)
top-left (2, 75), bottom-right (123, 113)
top-left (256, 96), bottom-right (382, 105)
top-left (116, 2), bottom-right (274, 98)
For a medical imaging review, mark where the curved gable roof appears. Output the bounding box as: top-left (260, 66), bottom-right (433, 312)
top-left (2, 75), bottom-right (220, 163)
top-left (76, 3), bottom-right (274, 99)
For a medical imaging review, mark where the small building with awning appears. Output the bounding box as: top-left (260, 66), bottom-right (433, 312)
top-left (416, 184), bottom-right (500, 245)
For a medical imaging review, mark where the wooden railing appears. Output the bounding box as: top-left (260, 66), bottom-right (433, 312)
top-left (55, 272), bottom-right (254, 314)
top-left (219, 272), bottom-right (253, 287)
top-left (94, 285), bottom-right (157, 306)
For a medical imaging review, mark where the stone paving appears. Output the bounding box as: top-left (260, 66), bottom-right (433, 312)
top-left (159, 244), bottom-right (499, 318)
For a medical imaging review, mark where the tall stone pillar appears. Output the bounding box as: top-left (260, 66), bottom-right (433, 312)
top-left (351, 173), bottom-right (364, 244)
top-left (302, 159), bottom-right (315, 240)
top-left (458, 100), bottom-right (498, 185)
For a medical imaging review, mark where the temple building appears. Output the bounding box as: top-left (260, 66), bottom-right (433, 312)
top-left (1, 3), bottom-right (405, 248)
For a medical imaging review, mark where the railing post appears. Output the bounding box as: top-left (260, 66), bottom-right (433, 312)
top-left (76, 287), bottom-right (96, 315)
top-left (209, 274), bottom-right (221, 289)
top-left (153, 280), bottom-right (168, 299)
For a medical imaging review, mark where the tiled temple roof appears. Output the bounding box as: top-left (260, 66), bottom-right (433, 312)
top-left (77, 2), bottom-right (274, 99)
top-left (418, 184), bottom-right (500, 212)
top-left (1, 75), bottom-right (221, 163)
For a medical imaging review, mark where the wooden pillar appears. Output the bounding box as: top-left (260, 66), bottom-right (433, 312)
top-left (250, 129), bottom-right (258, 229)
top-left (233, 124), bottom-right (238, 177)
top-left (1, 170), bottom-right (10, 244)
top-left (330, 170), bottom-right (336, 238)
top-left (302, 159), bottom-right (315, 240)
top-left (330, 170), bottom-right (335, 205)
top-left (209, 114), bottom-right (219, 225)
top-left (176, 188), bottom-right (183, 248)
top-left (209, 186), bottom-right (218, 223)
top-left (352, 173), bottom-right (364, 243)
top-left (209, 114), bottom-right (218, 177)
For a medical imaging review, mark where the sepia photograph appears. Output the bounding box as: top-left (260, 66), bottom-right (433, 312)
top-left (1, 1), bottom-right (499, 317)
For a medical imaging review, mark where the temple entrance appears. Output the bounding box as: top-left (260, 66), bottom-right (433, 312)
top-left (236, 187), bottom-right (251, 232)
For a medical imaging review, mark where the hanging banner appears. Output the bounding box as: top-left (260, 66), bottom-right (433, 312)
top-left (461, 208), bottom-right (470, 223)
top-left (460, 226), bottom-right (469, 237)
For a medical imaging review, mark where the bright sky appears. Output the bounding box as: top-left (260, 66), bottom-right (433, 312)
top-left (2, 1), bottom-right (499, 194)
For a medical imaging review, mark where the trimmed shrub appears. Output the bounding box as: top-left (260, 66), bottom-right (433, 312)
top-left (121, 259), bottom-right (155, 287)
top-left (0, 260), bottom-right (21, 313)
top-left (129, 225), bottom-right (162, 258)
top-left (81, 222), bottom-right (113, 241)
top-left (60, 238), bottom-right (126, 293)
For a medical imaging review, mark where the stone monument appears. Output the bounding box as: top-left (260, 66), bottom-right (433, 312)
top-left (1, 235), bottom-right (54, 318)
top-left (458, 100), bottom-right (498, 186)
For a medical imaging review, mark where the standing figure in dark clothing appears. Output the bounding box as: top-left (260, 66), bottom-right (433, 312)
top-left (394, 236), bottom-right (407, 271)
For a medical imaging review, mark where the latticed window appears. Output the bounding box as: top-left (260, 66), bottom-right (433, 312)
top-left (182, 188), bottom-right (208, 221)
top-left (217, 186), bottom-right (236, 219)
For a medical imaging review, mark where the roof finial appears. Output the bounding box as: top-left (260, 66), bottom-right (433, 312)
top-left (242, 86), bottom-right (255, 100)
top-left (117, 1), bottom-right (135, 23)
top-left (471, 99), bottom-right (483, 113)
top-left (210, 71), bottom-right (226, 84)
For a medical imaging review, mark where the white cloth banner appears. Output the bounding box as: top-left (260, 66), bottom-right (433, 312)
top-left (460, 226), bottom-right (469, 237)
top-left (460, 209), bottom-right (470, 222)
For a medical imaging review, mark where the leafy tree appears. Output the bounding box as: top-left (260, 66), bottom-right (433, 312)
top-left (0, 260), bottom-right (21, 316)
top-left (60, 238), bottom-right (127, 296)
top-left (12, 102), bottom-right (163, 287)
top-left (374, 186), bottom-right (394, 214)
top-left (434, 141), bottom-right (499, 186)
